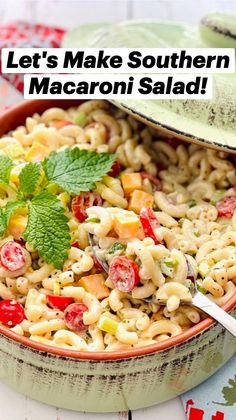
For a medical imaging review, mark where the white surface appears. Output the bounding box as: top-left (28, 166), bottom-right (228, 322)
top-left (0, 380), bottom-right (186, 420)
top-left (0, 1), bottom-right (234, 419)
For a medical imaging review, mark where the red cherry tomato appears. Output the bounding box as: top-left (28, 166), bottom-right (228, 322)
top-left (64, 303), bottom-right (88, 331)
top-left (0, 241), bottom-right (26, 272)
top-left (140, 172), bottom-right (161, 191)
top-left (216, 196), bottom-right (236, 218)
top-left (46, 295), bottom-right (74, 312)
top-left (54, 120), bottom-right (73, 129)
top-left (108, 161), bottom-right (121, 177)
top-left (72, 192), bottom-right (103, 222)
top-left (0, 299), bottom-right (25, 326)
top-left (139, 207), bottom-right (161, 245)
top-left (109, 256), bottom-right (140, 292)
top-left (71, 241), bottom-right (80, 248)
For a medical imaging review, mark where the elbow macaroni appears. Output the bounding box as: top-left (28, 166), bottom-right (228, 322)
top-left (0, 100), bottom-right (235, 352)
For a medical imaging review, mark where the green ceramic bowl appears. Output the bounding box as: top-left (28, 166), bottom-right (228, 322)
top-left (63, 13), bottom-right (236, 153)
top-left (0, 99), bottom-right (235, 412)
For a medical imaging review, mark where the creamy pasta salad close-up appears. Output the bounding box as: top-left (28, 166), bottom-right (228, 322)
top-left (0, 99), bottom-right (235, 352)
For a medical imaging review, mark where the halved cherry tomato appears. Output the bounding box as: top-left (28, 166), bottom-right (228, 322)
top-left (71, 241), bottom-right (80, 248)
top-left (72, 192), bottom-right (103, 222)
top-left (139, 207), bottom-right (161, 244)
top-left (0, 241), bottom-right (26, 272)
top-left (109, 256), bottom-right (140, 292)
top-left (140, 172), bottom-right (161, 191)
top-left (0, 299), bottom-right (25, 326)
top-left (53, 120), bottom-right (73, 129)
top-left (64, 303), bottom-right (88, 331)
top-left (46, 295), bottom-right (74, 311)
top-left (216, 196), bottom-right (236, 218)
top-left (108, 161), bottom-right (121, 177)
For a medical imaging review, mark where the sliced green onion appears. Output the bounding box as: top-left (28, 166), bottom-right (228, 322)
top-left (98, 316), bottom-right (119, 335)
top-left (196, 282), bottom-right (207, 294)
top-left (198, 261), bottom-right (210, 278)
top-left (86, 217), bottom-right (100, 223)
top-left (107, 242), bottom-right (126, 255)
top-left (210, 189), bottom-right (226, 206)
top-left (74, 112), bottom-right (87, 127)
top-left (188, 200), bottom-right (197, 208)
top-left (160, 257), bottom-right (177, 277)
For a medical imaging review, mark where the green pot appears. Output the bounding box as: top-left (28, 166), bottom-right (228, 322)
top-left (0, 99), bottom-right (235, 412)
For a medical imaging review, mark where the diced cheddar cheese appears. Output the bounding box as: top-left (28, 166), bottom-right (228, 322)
top-left (121, 172), bottom-right (142, 196)
top-left (114, 211), bottom-right (140, 238)
top-left (128, 190), bottom-right (154, 214)
top-left (25, 142), bottom-right (50, 162)
top-left (78, 274), bottom-right (109, 300)
top-left (7, 214), bottom-right (27, 240)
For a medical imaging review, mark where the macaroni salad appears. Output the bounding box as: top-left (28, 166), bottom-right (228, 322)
top-left (0, 99), bottom-right (235, 352)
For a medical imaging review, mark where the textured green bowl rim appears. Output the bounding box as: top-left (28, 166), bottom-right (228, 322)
top-left (110, 101), bottom-right (236, 153)
top-left (0, 99), bottom-right (235, 361)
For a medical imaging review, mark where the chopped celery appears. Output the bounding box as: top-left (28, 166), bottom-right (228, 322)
top-left (74, 112), bottom-right (87, 127)
top-left (58, 191), bottom-right (71, 208)
top-left (5, 143), bottom-right (24, 158)
top-left (107, 242), bottom-right (126, 255)
top-left (160, 257), bottom-right (177, 277)
top-left (53, 281), bottom-right (61, 296)
top-left (162, 257), bottom-right (178, 268)
top-left (198, 261), bottom-right (210, 278)
top-left (210, 189), bottom-right (226, 206)
top-left (188, 200), bottom-right (197, 208)
top-left (47, 182), bottom-right (61, 195)
top-left (196, 282), bottom-right (207, 294)
top-left (98, 316), bottom-right (119, 335)
top-left (85, 217), bottom-right (100, 223)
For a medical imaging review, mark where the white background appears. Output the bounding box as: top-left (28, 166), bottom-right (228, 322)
top-left (0, 1), bottom-right (234, 419)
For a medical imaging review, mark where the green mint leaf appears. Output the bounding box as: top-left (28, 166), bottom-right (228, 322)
top-left (23, 191), bottom-right (70, 269)
top-left (0, 155), bottom-right (13, 185)
top-left (5, 200), bottom-right (27, 224)
top-left (43, 149), bottom-right (115, 194)
top-left (0, 208), bottom-right (6, 237)
top-left (19, 163), bottom-right (42, 196)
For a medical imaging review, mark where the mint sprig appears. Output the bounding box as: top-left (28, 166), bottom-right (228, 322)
top-left (43, 148), bottom-right (115, 194)
top-left (19, 162), bottom-right (42, 197)
top-left (0, 155), bottom-right (13, 185)
top-left (0, 149), bottom-right (115, 268)
top-left (23, 191), bottom-right (70, 269)
top-left (0, 208), bottom-right (6, 237)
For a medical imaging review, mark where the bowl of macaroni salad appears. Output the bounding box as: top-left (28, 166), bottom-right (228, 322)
top-left (0, 99), bottom-right (235, 412)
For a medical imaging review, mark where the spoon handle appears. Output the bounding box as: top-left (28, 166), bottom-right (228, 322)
top-left (192, 291), bottom-right (236, 338)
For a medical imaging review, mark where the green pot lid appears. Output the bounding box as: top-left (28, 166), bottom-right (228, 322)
top-left (63, 13), bottom-right (236, 152)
